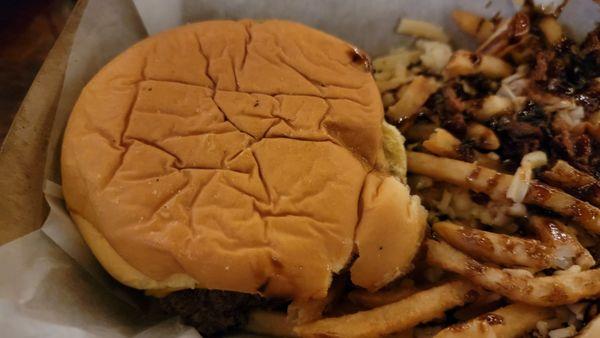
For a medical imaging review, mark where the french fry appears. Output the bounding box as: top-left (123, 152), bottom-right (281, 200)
top-left (433, 303), bottom-right (553, 338)
top-left (474, 95), bottom-right (513, 121)
top-left (382, 92), bottom-right (396, 107)
top-left (507, 36), bottom-right (537, 64)
top-left (426, 239), bottom-right (600, 306)
top-left (451, 10), bottom-right (496, 42)
top-left (294, 280), bottom-right (478, 338)
top-left (375, 71), bottom-right (394, 81)
top-left (406, 151), bottom-right (600, 232)
top-left (404, 122), bottom-right (437, 142)
top-left (525, 182), bottom-right (600, 234)
top-left (288, 279), bottom-right (344, 324)
top-left (433, 221), bottom-right (553, 269)
top-left (477, 14), bottom-right (529, 57)
top-left (477, 21), bottom-right (496, 43)
top-left (542, 160), bottom-right (598, 190)
top-left (473, 151), bottom-right (501, 171)
top-left (466, 123), bottom-right (500, 150)
top-left (435, 219), bottom-right (595, 271)
top-left (396, 19), bottom-right (450, 42)
top-left (373, 50), bottom-right (422, 73)
top-left (386, 76), bottom-right (440, 122)
top-left (348, 282), bottom-right (419, 309)
top-left (422, 128), bottom-right (461, 158)
top-left (443, 50), bottom-right (514, 79)
top-left (452, 10), bottom-right (483, 37)
top-left (541, 160), bottom-right (600, 207)
top-left (374, 50), bottom-right (420, 92)
top-left (246, 310), bottom-right (297, 337)
top-left (538, 16), bottom-right (563, 45)
top-left (452, 292), bottom-right (502, 321)
top-left (407, 151), bottom-right (513, 200)
top-left (529, 216), bottom-right (595, 269)
top-left (409, 177), bottom-right (436, 194)
top-left (377, 76), bottom-right (412, 92)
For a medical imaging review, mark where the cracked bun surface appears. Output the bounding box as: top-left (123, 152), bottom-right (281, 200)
top-left (61, 19), bottom-right (426, 300)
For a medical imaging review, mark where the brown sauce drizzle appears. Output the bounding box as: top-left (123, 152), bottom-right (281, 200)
top-left (544, 284), bottom-right (569, 303)
top-left (544, 219), bottom-right (569, 242)
top-left (571, 201), bottom-right (594, 223)
top-left (467, 260), bottom-right (486, 274)
top-left (504, 238), bottom-right (517, 254)
top-left (525, 243), bottom-right (551, 262)
top-left (461, 228), bottom-right (494, 251)
top-left (479, 313), bottom-right (505, 326)
top-left (465, 289), bottom-right (481, 303)
top-left (509, 12), bottom-right (530, 38)
top-left (527, 184), bottom-right (551, 203)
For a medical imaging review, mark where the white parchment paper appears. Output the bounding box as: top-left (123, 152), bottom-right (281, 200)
top-left (1, 0), bottom-right (598, 336)
top-left (133, 0), bottom-right (599, 55)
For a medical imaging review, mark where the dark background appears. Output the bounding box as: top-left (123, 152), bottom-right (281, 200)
top-left (0, 0), bottom-right (74, 144)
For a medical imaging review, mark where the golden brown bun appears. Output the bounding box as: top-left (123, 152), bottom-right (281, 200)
top-left (350, 172), bottom-right (427, 290)
top-left (61, 19), bottom-right (426, 299)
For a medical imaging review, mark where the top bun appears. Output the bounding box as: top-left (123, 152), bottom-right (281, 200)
top-left (61, 19), bottom-right (426, 299)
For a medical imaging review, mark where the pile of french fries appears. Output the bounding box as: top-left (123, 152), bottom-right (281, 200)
top-left (243, 5), bottom-right (600, 338)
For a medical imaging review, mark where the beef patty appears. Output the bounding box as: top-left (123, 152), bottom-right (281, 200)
top-left (159, 289), bottom-right (286, 336)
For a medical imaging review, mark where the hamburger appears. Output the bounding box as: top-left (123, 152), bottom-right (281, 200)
top-left (61, 19), bottom-right (427, 335)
